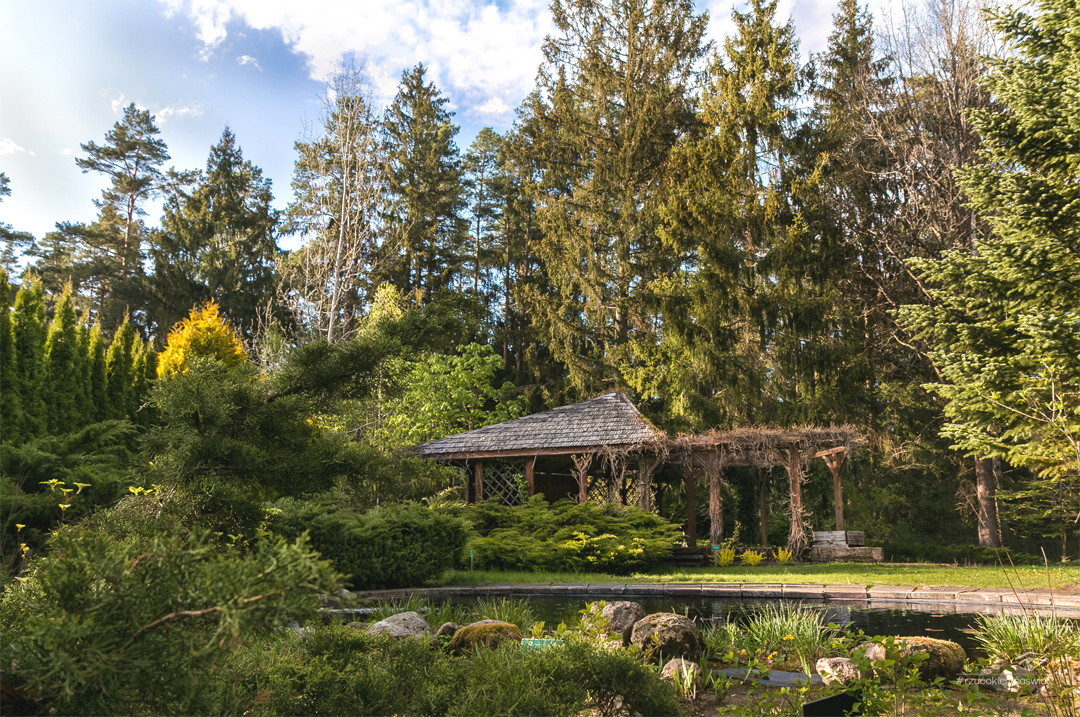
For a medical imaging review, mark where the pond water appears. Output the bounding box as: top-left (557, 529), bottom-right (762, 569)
top-left (350, 595), bottom-right (1000, 653)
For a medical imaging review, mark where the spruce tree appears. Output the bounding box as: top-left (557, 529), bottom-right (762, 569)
top-left (381, 64), bottom-right (467, 303)
top-left (522, 0), bottom-right (708, 400)
top-left (151, 127), bottom-right (279, 340)
top-left (658, 0), bottom-right (800, 427)
top-left (898, 0), bottom-right (1080, 548)
top-left (12, 275), bottom-right (47, 440)
top-left (43, 285), bottom-right (81, 433)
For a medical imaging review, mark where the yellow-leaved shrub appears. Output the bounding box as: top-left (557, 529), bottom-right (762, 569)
top-left (157, 302), bottom-right (246, 378)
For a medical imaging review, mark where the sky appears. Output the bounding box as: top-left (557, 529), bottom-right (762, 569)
top-left (0, 0), bottom-right (896, 248)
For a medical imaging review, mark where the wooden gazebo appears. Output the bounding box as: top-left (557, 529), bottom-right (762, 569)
top-left (410, 393), bottom-right (862, 555)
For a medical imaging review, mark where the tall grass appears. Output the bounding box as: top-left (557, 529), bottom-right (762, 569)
top-left (469, 597), bottom-right (537, 630)
top-left (974, 613), bottom-right (1080, 664)
top-left (744, 603), bottom-right (833, 663)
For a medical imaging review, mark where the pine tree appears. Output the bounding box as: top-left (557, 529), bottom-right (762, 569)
top-left (104, 316), bottom-right (137, 421)
top-left (522, 0), bottom-right (708, 399)
top-left (462, 128), bottom-right (505, 304)
top-left (0, 268), bottom-right (22, 442)
top-left (381, 64), bottom-right (467, 303)
top-left (43, 285), bottom-right (81, 433)
top-left (898, 0), bottom-right (1080, 548)
top-left (151, 127), bottom-right (278, 340)
top-left (12, 275), bottom-right (47, 440)
top-left (75, 104), bottom-right (169, 328)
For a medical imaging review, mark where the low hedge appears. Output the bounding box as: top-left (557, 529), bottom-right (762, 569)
top-left (268, 497), bottom-right (468, 589)
top-left (882, 541), bottom-right (1043, 566)
top-left (451, 497), bottom-right (681, 574)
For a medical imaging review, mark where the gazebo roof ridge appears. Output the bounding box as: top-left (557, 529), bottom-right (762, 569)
top-left (408, 391), bottom-right (664, 459)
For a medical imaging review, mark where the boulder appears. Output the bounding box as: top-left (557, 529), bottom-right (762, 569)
top-left (816, 657), bottom-right (862, 686)
top-left (434, 622), bottom-right (460, 640)
top-left (600, 601), bottom-right (646, 645)
top-left (853, 641), bottom-right (886, 664)
top-left (629, 613), bottom-right (705, 660)
top-left (364, 611), bottom-right (431, 639)
top-left (449, 621), bottom-right (523, 654)
top-left (896, 637), bottom-right (966, 681)
top-left (660, 658), bottom-right (702, 694)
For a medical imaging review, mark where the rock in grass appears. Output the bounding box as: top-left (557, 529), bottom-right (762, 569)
top-left (449, 621), bottom-right (522, 654)
top-left (435, 622), bottom-right (460, 640)
top-left (630, 613), bottom-right (705, 660)
top-left (660, 658), bottom-right (702, 691)
top-left (896, 637), bottom-right (966, 681)
top-left (601, 601), bottom-right (646, 645)
top-left (854, 641), bottom-right (885, 663)
top-left (365, 611), bottom-right (431, 639)
top-left (817, 657), bottom-right (861, 686)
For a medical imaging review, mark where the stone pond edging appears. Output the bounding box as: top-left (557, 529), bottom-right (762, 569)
top-left (352, 582), bottom-right (1080, 617)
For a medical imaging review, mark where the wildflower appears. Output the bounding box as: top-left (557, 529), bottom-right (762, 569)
top-left (15, 523), bottom-right (24, 531)
top-left (783, 634), bottom-right (794, 641)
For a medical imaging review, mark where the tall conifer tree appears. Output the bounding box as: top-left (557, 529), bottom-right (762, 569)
top-left (0, 269), bottom-right (21, 442)
top-left (105, 317), bottom-right (137, 421)
top-left (522, 0), bottom-right (708, 400)
top-left (381, 64), bottom-right (467, 303)
top-left (12, 276), bottom-right (47, 440)
top-left (43, 285), bottom-right (81, 433)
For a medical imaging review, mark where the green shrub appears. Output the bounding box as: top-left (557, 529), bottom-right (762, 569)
top-left (454, 497), bottom-right (680, 574)
top-left (0, 525), bottom-right (339, 715)
top-left (269, 497), bottom-right (468, 589)
top-left (224, 625), bottom-right (682, 717)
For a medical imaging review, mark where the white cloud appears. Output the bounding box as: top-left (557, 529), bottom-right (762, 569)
top-left (59, 147), bottom-right (74, 156)
top-left (237, 54), bottom-right (262, 70)
top-left (0, 138), bottom-right (31, 156)
top-left (155, 103), bottom-right (205, 123)
top-left (158, 0), bottom-right (553, 124)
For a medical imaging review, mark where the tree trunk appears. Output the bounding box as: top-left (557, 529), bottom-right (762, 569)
top-left (975, 456), bottom-right (1000, 547)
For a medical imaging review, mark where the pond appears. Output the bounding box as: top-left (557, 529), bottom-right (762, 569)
top-left (344, 594), bottom-right (1074, 655)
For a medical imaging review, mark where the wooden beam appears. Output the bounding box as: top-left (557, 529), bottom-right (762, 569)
top-left (705, 453), bottom-right (723, 548)
top-left (423, 445), bottom-right (615, 461)
top-left (474, 461), bottom-right (484, 504)
top-left (525, 457), bottom-right (535, 497)
top-left (811, 446), bottom-right (847, 459)
top-left (685, 466), bottom-right (697, 548)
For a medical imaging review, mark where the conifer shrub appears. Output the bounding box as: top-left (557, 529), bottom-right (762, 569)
top-left (223, 625), bottom-right (682, 717)
top-left (157, 301), bottom-right (247, 378)
top-left (453, 497), bottom-right (680, 573)
top-left (268, 498), bottom-right (468, 589)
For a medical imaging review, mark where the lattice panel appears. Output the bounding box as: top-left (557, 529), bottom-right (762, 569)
top-left (482, 461), bottom-right (526, 506)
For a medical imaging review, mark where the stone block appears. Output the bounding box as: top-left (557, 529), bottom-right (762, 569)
top-left (867, 585), bottom-right (915, 600)
top-left (823, 584), bottom-right (868, 600)
top-left (782, 584), bottom-right (825, 599)
top-left (701, 583), bottom-right (742, 597)
top-left (587, 583), bottom-right (625, 596)
top-left (664, 583), bottom-right (703, 596)
top-left (549, 583), bottom-right (589, 595)
top-left (512, 583), bottom-right (552, 595)
top-left (809, 546), bottom-right (884, 563)
top-left (624, 583), bottom-right (665, 596)
top-left (741, 583), bottom-right (784, 598)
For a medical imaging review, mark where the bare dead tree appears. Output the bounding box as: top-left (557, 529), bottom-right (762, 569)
top-left (279, 62), bottom-right (393, 344)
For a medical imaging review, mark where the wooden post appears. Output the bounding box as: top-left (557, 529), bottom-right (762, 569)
top-left (525, 457), bottom-right (535, 498)
top-left (786, 448), bottom-right (806, 555)
top-left (685, 466), bottom-right (697, 548)
top-left (758, 468), bottom-right (769, 547)
top-left (823, 451), bottom-right (847, 531)
top-left (474, 461), bottom-right (484, 503)
top-left (705, 452), bottom-right (723, 548)
top-left (637, 455), bottom-right (659, 512)
top-left (573, 454), bottom-right (592, 504)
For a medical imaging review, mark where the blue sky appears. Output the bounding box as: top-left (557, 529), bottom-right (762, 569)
top-left (1, 0), bottom-right (892, 247)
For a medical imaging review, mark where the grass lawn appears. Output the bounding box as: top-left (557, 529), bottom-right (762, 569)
top-left (437, 562), bottom-right (1080, 590)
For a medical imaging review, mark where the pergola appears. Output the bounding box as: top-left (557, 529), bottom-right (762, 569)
top-left (409, 393), bottom-right (862, 554)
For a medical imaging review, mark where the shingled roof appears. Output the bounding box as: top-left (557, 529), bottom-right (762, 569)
top-left (409, 392), bottom-right (662, 460)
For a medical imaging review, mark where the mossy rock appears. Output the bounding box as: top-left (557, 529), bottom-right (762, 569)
top-left (896, 637), bottom-right (966, 681)
top-left (449, 621), bottom-right (523, 655)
